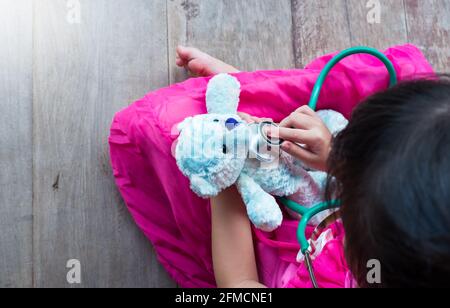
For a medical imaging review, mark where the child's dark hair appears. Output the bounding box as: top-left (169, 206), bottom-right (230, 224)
top-left (326, 75), bottom-right (450, 288)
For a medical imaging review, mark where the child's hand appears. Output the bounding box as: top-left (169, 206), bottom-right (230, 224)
top-left (238, 112), bottom-right (272, 124)
top-left (272, 106), bottom-right (332, 171)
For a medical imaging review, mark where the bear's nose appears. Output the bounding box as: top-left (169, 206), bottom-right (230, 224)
top-left (225, 118), bottom-right (240, 131)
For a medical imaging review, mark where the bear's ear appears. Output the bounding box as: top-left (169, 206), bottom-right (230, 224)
top-left (206, 73), bottom-right (241, 115)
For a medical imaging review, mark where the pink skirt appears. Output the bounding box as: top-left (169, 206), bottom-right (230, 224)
top-left (109, 44), bottom-right (433, 288)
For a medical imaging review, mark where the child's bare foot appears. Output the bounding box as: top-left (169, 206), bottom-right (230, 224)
top-left (176, 46), bottom-right (239, 77)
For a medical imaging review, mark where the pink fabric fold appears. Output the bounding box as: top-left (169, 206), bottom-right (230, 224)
top-left (109, 44), bottom-right (434, 288)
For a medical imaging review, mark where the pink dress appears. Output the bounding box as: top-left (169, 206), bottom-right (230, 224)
top-left (109, 44), bottom-right (433, 288)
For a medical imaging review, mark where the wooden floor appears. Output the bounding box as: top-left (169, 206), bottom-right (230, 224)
top-left (0, 0), bottom-right (448, 288)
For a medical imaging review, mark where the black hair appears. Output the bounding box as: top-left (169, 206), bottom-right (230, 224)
top-left (326, 75), bottom-right (450, 288)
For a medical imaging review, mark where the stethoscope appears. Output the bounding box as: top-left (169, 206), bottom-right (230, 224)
top-left (254, 46), bottom-right (399, 288)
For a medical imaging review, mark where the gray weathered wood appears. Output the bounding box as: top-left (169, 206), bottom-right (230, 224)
top-left (168, 0), bottom-right (295, 83)
top-left (346, 0), bottom-right (408, 49)
top-left (292, 0), bottom-right (410, 67)
top-left (405, 0), bottom-right (450, 72)
top-left (292, 0), bottom-right (352, 67)
top-left (0, 0), bottom-right (33, 288)
top-left (33, 0), bottom-right (175, 287)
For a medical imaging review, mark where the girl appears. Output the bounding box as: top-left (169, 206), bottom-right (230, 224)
top-left (176, 46), bottom-right (450, 288)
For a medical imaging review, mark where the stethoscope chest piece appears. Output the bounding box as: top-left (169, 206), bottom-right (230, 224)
top-left (248, 122), bottom-right (283, 163)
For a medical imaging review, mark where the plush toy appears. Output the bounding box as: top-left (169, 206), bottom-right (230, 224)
top-left (176, 74), bottom-right (348, 231)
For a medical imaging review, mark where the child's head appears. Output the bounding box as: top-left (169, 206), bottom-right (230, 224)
top-left (327, 76), bottom-right (450, 287)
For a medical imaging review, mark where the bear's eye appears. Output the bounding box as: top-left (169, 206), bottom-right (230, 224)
top-left (213, 119), bottom-right (220, 123)
top-left (222, 144), bottom-right (227, 154)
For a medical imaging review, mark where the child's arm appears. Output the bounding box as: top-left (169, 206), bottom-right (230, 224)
top-left (211, 186), bottom-right (266, 288)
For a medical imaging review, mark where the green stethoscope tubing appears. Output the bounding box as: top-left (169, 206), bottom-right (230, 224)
top-left (308, 46), bottom-right (398, 111)
top-left (281, 198), bottom-right (342, 253)
top-left (278, 46), bottom-right (398, 258)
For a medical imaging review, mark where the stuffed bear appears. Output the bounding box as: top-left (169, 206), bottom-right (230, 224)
top-left (176, 73), bottom-right (348, 231)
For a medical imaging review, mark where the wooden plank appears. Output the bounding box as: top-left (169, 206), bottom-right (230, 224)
top-left (404, 0), bottom-right (450, 72)
top-left (292, 0), bottom-right (351, 67)
top-left (346, 0), bottom-right (408, 49)
top-left (168, 0), bottom-right (295, 83)
top-left (0, 0), bottom-right (33, 288)
top-left (33, 0), bottom-right (175, 287)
